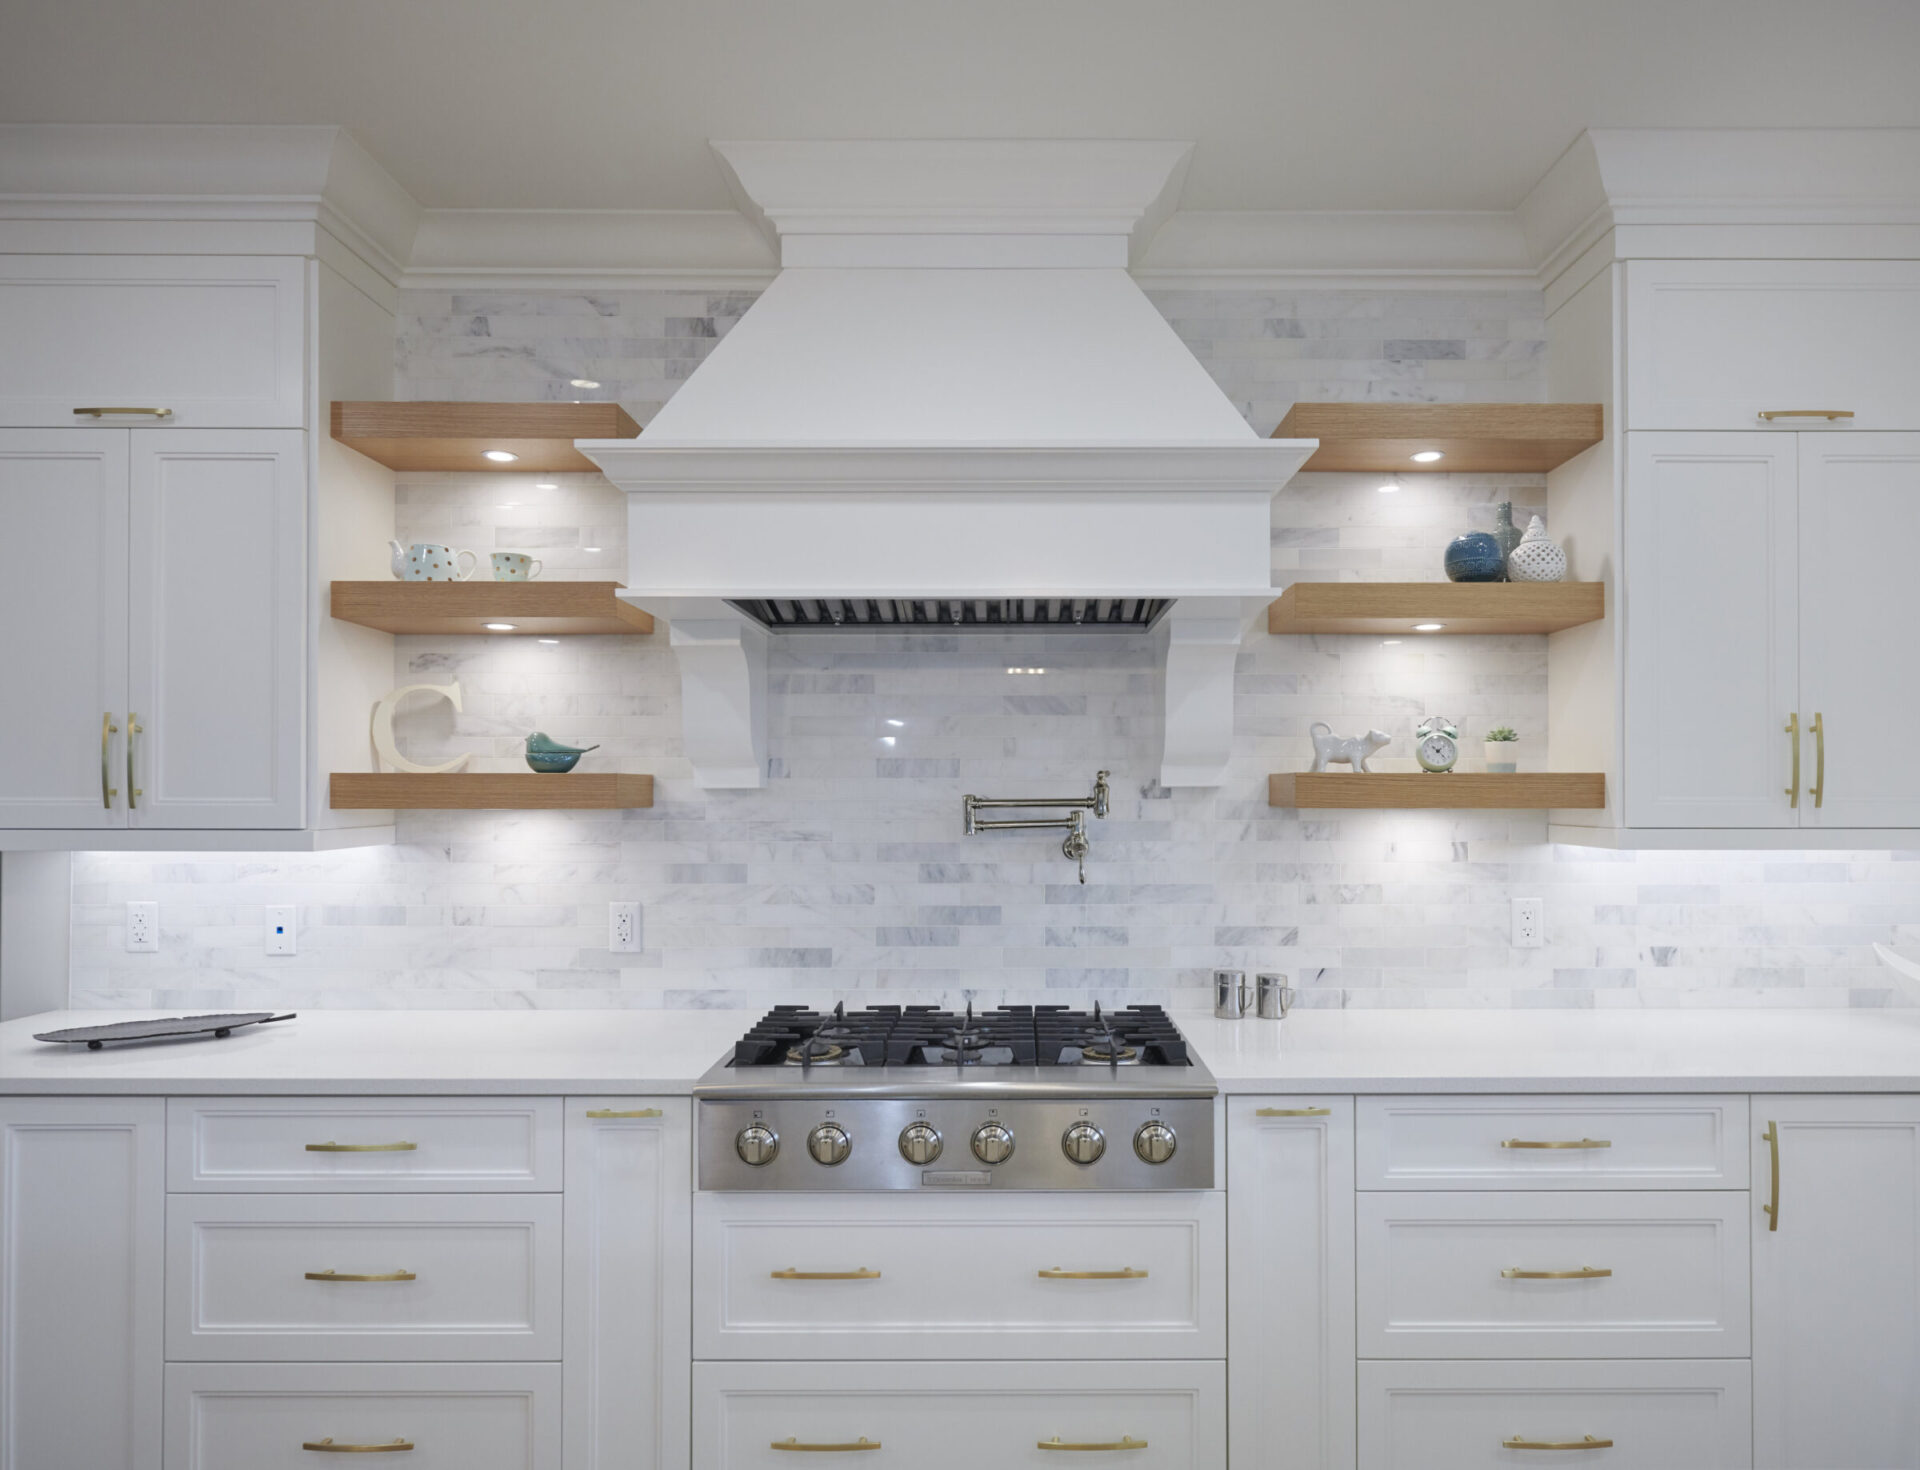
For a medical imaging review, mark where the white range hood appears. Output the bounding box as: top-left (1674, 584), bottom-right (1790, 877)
top-left (580, 141), bottom-right (1315, 789)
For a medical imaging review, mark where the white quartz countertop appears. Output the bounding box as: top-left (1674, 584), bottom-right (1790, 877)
top-left (3, 1007), bottom-right (1920, 1095)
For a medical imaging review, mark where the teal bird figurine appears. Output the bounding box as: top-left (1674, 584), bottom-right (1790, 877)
top-left (524, 731), bottom-right (599, 774)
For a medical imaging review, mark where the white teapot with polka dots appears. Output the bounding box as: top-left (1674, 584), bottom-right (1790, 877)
top-left (390, 540), bottom-right (478, 581)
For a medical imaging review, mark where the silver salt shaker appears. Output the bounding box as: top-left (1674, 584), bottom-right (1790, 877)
top-left (1255, 973), bottom-right (1294, 1020)
top-left (1213, 970), bottom-right (1249, 1020)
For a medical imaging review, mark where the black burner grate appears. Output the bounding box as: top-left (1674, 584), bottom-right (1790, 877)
top-left (729, 1002), bottom-right (1190, 1069)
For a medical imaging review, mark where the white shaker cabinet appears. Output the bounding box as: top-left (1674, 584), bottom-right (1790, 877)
top-left (564, 1098), bottom-right (693, 1470)
top-left (1796, 435), bottom-right (1920, 827)
top-left (0, 429), bottom-right (130, 828)
top-left (1227, 1098), bottom-right (1355, 1470)
top-left (0, 1098), bottom-right (165, 1470)
top-left (0, 428), bottom-right (305, 830)
top-left (1751, 1096), bottom-right (1920, 1470)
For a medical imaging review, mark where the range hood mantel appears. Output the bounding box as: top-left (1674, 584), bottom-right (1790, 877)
top-left (578, 141), bottom-right (1315, 790)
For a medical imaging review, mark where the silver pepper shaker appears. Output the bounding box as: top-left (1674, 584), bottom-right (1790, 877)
top-left (1256, 973), bottom-right (1294, 1020)
top-left (1213, 970), bottom-right (1249, 1020)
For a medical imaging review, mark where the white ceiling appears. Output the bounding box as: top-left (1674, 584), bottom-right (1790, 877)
top-left (4, 0), bottom-right (1917, 214)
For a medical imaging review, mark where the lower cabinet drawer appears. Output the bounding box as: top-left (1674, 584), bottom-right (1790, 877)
top-left (1357, 1191), bottom-right (1750, 1359)
top-left (695, 1359), bottom-right (1224, 1469)
top-left (1357, 1359), bottom-right (1752, 1469)
top-left (694, 1190), bottom-right (1224, 1359)
top-left (165, 1195), bottom-right (562, 1361)
top-left (164, 1362), bottom-right (560, 1470)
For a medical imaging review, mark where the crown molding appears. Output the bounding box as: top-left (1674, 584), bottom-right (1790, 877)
top-left (401, 207), bottom-right (776, 290)
top-left (1137, 208), bottom-right (1536, 291)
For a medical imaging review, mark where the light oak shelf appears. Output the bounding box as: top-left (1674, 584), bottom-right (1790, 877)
top-left (330, 773), bottom-right (654, 810)
top-left (1268, 581), bottom-right (1603, 635)
top-left (330, 581), bottom-right (654, 636)
top-left (1269, 772), bottom-right (1605, 809)
top-left (331, 401), bottom-right (640, 472)
top-left (1273, 402), bottom-right (1603, 473)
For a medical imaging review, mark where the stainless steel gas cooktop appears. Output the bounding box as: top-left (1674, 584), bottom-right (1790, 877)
top-left (694, 1004), bottom-right (1216, 1191)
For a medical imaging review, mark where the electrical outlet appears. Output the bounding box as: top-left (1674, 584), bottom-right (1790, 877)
top-left (265, 905), bottom-right (297, 956)
top-left (609, 901), bottom-right (642, 953)
top-left (125, 901), bottom-right (158, 953)
top-left (1512, 896), bottom-right (1545, 948)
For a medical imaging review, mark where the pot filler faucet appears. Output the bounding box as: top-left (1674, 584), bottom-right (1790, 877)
top-left (963, 770), bottom-right (1110, 883)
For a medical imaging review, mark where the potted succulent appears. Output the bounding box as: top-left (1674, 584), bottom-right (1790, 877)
top-left (1483, 726), bottom-right (1519, 773)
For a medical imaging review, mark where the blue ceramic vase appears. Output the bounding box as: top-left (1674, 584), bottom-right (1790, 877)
top-left (1444, 531), bottom-right (1507, 583)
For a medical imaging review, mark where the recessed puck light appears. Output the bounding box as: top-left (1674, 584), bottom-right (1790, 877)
top-left (1410, 450), bottom-right (1444, 463)
top-left (1413, 623), bottom-right (1445, 632)
top-left (484, 622), bottom-right (517, 632)
top-left (483, 450), bottom-right (518, 463)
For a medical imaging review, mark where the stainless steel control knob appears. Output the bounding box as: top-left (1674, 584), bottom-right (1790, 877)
top-left (1133, 1120), bottom-right (1178, 1165)
top-left (736, 1124), bottom-right (779, 1166)
top-left (1061, 1121), bottom-right (1107, 1165)
top-left (807, 1122), bottom-right (851, 1167)
top-left (898, 1121), bottom-right (943, 1165)
top-left (971, 1121), bottom-right (1016, 1165)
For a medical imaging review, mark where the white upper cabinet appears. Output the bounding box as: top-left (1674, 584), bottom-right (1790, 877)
top-left (0, 256), bottom-right (306, 429)
top-left (0, 430), bottom-right (129, 828)
top-left (1627, 260), bottom-right (1920, 431)
top-left (1624, 433), bottom-right (1799, 828)
top-left (127, 431), bottom-right (305, 828)
top-left (1796, 434), bottom-right (1920, 827)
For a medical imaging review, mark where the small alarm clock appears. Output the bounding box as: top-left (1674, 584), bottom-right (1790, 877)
top-left (1414, 715), bottom-right (1460, 773)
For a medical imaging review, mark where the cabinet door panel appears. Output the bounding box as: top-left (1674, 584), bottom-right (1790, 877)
top-left (128, 430), bottom-right (304, 828)
top-left (1, 1099), bottom-right (164, 1470)
top-left (565, 1099), bottom-right (692, 1470)
top-left (0, 429), bottom-right (128, 827)
top-left (0, 255), bottom-right (305, 428)
top-left (1625, 432), bottom-right (1799, 826)
top-left (1627, 259), bottom-right (1920, 431)
top-left (1799, 434), bottom-right (1920, 826)
top-left (1228, 1098), bottom-right (1355, 1470)
top-left (1753, 1096), bottom-right (1920, 1469)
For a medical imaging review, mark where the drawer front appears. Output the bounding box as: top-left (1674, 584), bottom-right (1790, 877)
top-left (695, 1359), bottom-right (1223, 1470)
top-left (167, 1097), bottom-right (563, 1192)
top-left (1357, 1095), bottom-right (1747, 1190)
top-left (165, 1195), bottom-right (562, 1361)
top-left (0, 256), bottom-right (307, 428)
top-left (1626, 258), bottom-right (1920, 431)
top-left (164, 1362), bottom-right (560, 1470)
top-left (1358, 1359), bottom-right (1752, 1470)
top-left (1357, 1191), bottom-right (1749, 1359)
top-left (695, 1191), bottom-right (1224, 1360)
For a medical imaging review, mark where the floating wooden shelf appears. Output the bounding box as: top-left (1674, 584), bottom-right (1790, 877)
top-left (1268, 581), bottom-right (1603, 635)
top-left (1273, 402), bottom-right (1603, 473)
top-left (330, 773), bottom-right (654, 810)
top-left (1269, 772), bottom-right (1605, 809)
top-left (331, 401), bottom-right (640, 472)
top-left (330, 581), bottom-right (653, 636)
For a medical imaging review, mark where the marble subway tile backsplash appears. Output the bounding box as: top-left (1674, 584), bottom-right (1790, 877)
top-left (65, 285), bottom-right (1918, 1012)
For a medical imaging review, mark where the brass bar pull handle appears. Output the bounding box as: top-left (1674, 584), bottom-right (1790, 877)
top-left (1502, 1266), bottom-right (1612, 1280)
top-left (102, 712), bottom-right (119, 808)
top-left (302, 1439), bottom-right (414, 1454)
top-left (1501, 1436), bottom-right (1614, 1451)
top-left (305, 1269), bottom-right (416, 1282)
top-left (1500, 1138), bottom-right (1610, 1150)
top-left (1038, 1436), bottom-right (1149, 1452)
top-left (1038, 1267), bottom-right (1149, 1280)
top-left (1256, 1106), bottom-right (1331, 1117)
top-left (1785, 712), bottom-right (1800, 807)
top-left (586, 1108), bottom-right (663, 1119)
top-left (73, 406), bottom-right (174, 418)
top-left (1758, 409), bottom-right (1854, 421)
top-left (771, 1438), bottom-right (880, 1453)
top-left (1811, 712), bottom-right (1825, 809)
top-left (770, 1267), bottom-right (881, 1280)
top-left (305, 1141), bottom-right (417, 1152)
top-left (126, 714), bottom-right (142, 809)
top-left (1764, 1120), bottom-right (1780, 1232)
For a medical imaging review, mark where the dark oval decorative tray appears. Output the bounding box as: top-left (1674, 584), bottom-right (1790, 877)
top-left (35, 1012), bottom-right (296, 1050)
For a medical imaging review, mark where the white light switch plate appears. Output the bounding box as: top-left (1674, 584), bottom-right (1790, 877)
top-left (125, 901), bottom-right (158, 953)
top-left (265, 905), bottom-right (297, 955)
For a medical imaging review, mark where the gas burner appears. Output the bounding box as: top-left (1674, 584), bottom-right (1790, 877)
top-left (1078, 1042), bottom-right (1139, 1065)
top-left (785, 1039), bottom-right (848, 1066)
